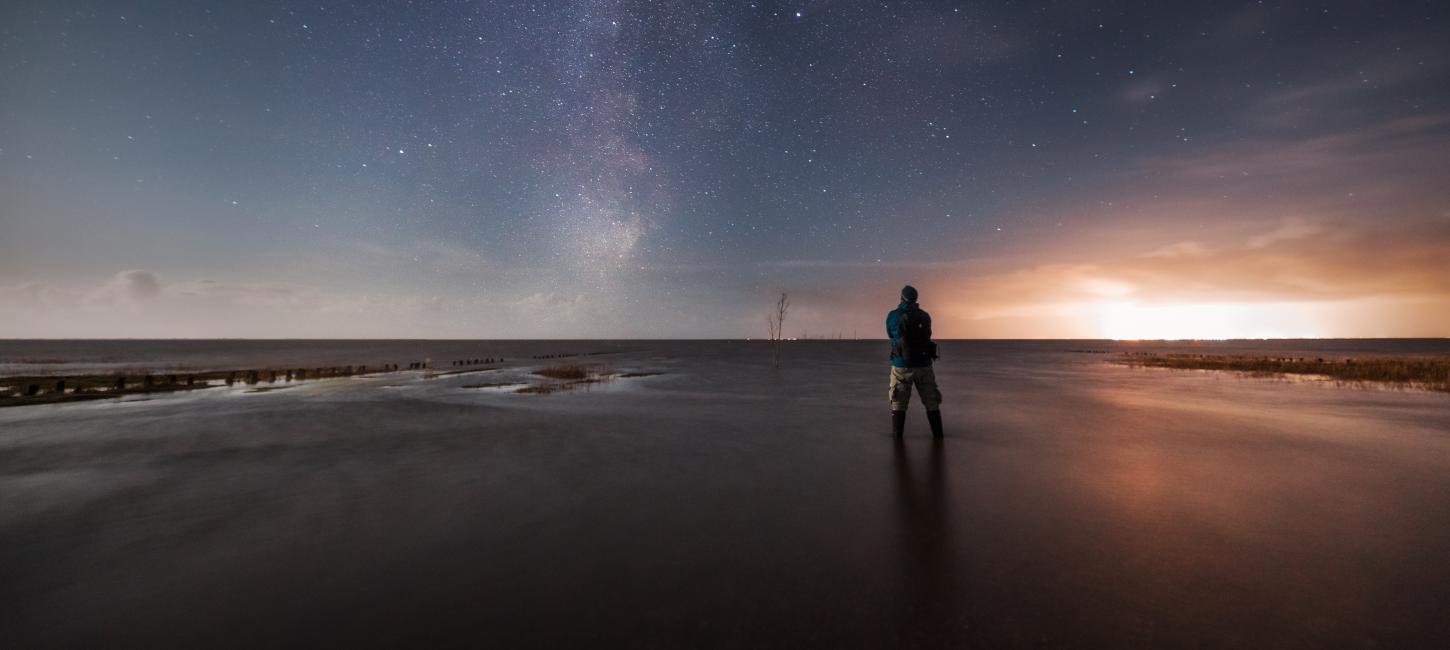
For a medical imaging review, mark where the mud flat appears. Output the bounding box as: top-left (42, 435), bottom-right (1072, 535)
top-left (0, 365), bottom-right (391, 408)
top-left (0, 353), bottom-right (545, 407)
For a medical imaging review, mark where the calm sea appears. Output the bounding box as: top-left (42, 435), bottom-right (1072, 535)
top-left (2, 338), bottom-right (1445, 376)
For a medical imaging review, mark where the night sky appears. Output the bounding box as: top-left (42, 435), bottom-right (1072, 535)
top-left (2, 1), bottom-right (1448, 338)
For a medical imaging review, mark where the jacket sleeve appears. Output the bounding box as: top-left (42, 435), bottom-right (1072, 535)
top-left (885, 310), bottom-right (897, 342)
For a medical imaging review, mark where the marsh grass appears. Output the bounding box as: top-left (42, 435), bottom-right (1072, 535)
top-left (516, 378), bottom-right (609, 394)
top-left (1117, 353), bottom-right (1450, 393)
top-left (517, 364), bottom-right (617, 394)
top-left (534, 364), bottom-right (592, 380)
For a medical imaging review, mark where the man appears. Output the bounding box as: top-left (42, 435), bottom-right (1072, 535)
top-left (886, 285), bottom-right (943, 439)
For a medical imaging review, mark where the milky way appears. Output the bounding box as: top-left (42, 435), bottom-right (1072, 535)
top-left (1, 1), bottom-right (1448, 337)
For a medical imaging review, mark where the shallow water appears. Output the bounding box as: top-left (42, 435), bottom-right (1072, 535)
top-left (2, 340), bottom-right (1448, 647)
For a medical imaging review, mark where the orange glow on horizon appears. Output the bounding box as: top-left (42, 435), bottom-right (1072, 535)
top-left (1095, 301), bottom-right (1325, 340)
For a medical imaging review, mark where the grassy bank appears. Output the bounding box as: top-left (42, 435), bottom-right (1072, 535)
top-left (1116, 353), bottom-right (1450, 393)
top-left (520, 364), bottom-right (611, 393)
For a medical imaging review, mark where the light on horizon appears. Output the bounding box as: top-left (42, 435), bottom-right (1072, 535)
top-left (1094, 301), bottom-right (1323, 341)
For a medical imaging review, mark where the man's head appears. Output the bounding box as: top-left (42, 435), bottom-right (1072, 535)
top-left (900, 285), bottom-right (918, 303)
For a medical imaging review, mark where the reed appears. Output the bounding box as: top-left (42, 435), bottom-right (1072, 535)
top-left (534, 364), bottom-right (592, 380)
top-left (1117, 353), bottom-right (1450, 393)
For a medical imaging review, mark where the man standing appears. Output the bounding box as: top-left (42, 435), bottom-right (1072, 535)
top-left (886, 285), bottom-right (943, 439)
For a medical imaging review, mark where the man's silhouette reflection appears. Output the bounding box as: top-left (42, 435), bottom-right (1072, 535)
top-left (892, 438), bottom-right (962, 644)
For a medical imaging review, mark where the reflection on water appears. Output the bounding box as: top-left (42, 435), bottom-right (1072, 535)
top-left (893, 438), bottom-right (960, 645)
top-left (1, 340), bottom-right (1448, 647)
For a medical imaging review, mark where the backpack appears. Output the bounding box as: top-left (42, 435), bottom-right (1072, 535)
top-left (896, 308), bottom-right (937, 363)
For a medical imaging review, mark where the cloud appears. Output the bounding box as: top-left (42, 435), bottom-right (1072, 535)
top-left (319, 237), bottom-right (500, 279)
top-left (85, 270), bottom-right (162, 306)
top-left (1245, 57), bottom-right (1444, 130)
top-left (0, 282), bottom-right (59, 311)
top-left (1142, 242), bottom-right (1210, 258)
top-left (1145, 115), bottom-right (1450, 185)
top-left (0, 271), bottom-right (479, 338)
top-left (1245, 218), bottom-right (1320, 249)
top-left (515, 292), bottom-right (590, 322)
top-left (171, 279), bottom-right (297, 304)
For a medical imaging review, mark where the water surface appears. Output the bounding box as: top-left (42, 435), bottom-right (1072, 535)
top-left (2, 340), bottom-right (1448, 647)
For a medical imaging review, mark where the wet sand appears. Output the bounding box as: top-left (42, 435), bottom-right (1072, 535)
top-left (2, 341), bottom-right (1448, 647)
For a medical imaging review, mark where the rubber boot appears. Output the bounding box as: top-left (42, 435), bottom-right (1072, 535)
top-left (891, 410), bottom-right (906, 440)
top-left (926, 410), bottom-right (944, 439)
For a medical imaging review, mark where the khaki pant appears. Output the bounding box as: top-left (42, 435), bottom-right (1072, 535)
top-left (889, 366), bottom-right (941, 412)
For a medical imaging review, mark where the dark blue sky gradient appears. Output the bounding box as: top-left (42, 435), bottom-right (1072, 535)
top-left (3, 1), bottom-right (1448, 337)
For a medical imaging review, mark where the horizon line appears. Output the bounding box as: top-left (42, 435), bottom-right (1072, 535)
top-left (1, 337), bottom-right (1446, 342)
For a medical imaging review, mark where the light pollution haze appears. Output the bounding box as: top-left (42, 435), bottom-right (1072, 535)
top-left (2, 1), bottom-right (1448, 339)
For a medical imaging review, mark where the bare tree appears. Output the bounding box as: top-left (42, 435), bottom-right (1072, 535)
top-left (766, 290), bottom-right (789, 366)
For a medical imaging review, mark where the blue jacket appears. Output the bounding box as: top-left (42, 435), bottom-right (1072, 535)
top-left (886, 301), bottom-right (934, 368)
